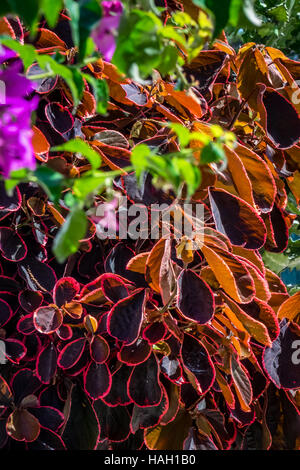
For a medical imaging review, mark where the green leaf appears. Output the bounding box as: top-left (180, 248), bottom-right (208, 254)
top-left (0, 38), bottom-right (36, 70)
top-left (157, 44), bottom-right (178, 76)
top-left (269, 3), bottom-right (289, 22)
top-left (113, 10), bottom-right (162, 78)
top-left (0, 1), bottom-right (10, 16)
top-left (53, 206), bottom-right (87, 263)
top-left (169, 123), bottom-right (191, 148)
top-left (262, 251), bottom-right (289, 274)
top-left (171, 158), bottom-right (201, 197)
top-left (204, 0), bottom-right (232, 38)
top-left (73, 173), bottom-right (107, 199)
top-left (36, 56), bottom-right (84, 106)
top-left (201, 141), bottom-right (225, 164)
top-left (41, 0), bottom-right (63, 27)
top-left (4, 168), bottom-right (28, 194)
top-left (52, 138), bottom-right (101, 170)
top-left (34, 166), bottom-right (64, 203)
top-left (131, 143), bottom-right (152, 183)
top-left (6, 0), bottom-right (39, 29)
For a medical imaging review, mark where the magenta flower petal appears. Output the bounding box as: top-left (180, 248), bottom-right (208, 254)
top-left (0, 62), bottom-right (38, 177)
top-left (92, 0), bottom-right (123, 62)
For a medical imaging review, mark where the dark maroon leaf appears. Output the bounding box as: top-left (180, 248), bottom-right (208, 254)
top-left (0, 298), bottom-right (12, 327)
top-left (117, 338), bottom-right (151, 365)
top-left (131, 388), bottom-right (168, 432)
top-left (143, 321), bottom-right (167, 344)
top-left (17, 313), bottom-right (35, 335)
top-left (6, 408), bottom-right (40, 442)
top-left (94, 400), bottom-right (131, 442)
top-left (18, 257), bottom-right (57, 292)
top-left (261, 87), bottom-right (300, 149)
top-left (36, 342), bottom-right (57, 384)
top-left (181, 333), bottom-right (215, 394)
top-left (18, 290), bottom-right (43, 313)
top-left (83, 361), bottom-right (111, 400)
top-left (108, 289), bottom-right (146, 345)
top-left (53, 277), bottom-right (80, 307)
top-left (29, 406), bottom-right (64, 432)
top-left (10, 369), bottom-right (41, 405)
top-left (104, 243), bottom-right (147, 286)
top-left (101, 273), bottom-right (131, 302)
top-left (28, 427), bottom-right (66, 450)
top-left (3, 339), bottom-right (26, 363)
top-left (57, 337), bottom-right (87, 370)
top-left (56, 324), bottom-right (73, 340)
top-left (90, 335), bottom-right (109, 364)
top-left (265, 203), bottom-right (289, 253)
top-left (128, 353), bottom-right (163, 407)
top-left (0, 227), bottom-right (27, 262)
top-left (0, 181), bottom-right (21, 211)
top-left (45, 102), bottom-right (74, 134)
top-left (102, 365), bottom-right (133, 407)
top-left (177, 269), bottom-right (215, 324)
top-left (208, 188), bottom-right (267, 249)
top-left (263, 319), bottom-right (300, 389)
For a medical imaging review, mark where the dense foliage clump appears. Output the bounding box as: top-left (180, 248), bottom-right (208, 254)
top-left (0, 0), bottom-right (299, 451)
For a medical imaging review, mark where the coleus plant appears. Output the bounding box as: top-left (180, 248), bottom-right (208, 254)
top-left (0, 0), bottom-right (300, 452)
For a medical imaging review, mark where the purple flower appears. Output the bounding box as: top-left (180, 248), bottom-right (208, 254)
top-left (0, 45), bottom-right (17, 64)
top-left (92, 1), bottom-right (123, 62)
top-left (0, 58), bottom-right (38, 177)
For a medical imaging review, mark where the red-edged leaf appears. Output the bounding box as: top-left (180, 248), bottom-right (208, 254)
top-left (90, 335), bottom-right (109, 364)
top-left (0, 375), bottom-right (13, 406)
top-left (117, 338), bottom-right (152, 365)
top-left (2, 339), bottom-right (26, 363)
top-left (102, 365), bottom-right (132, 407)
top-left (263, 319), bottom-right (300, 389)
top-left (29, 406), bottom-right (64, 432)
top-left (33, 305), bottom-right (63, 334)
top-left (18, 290), bottom-right (43, 313)
top-left (181, 333), bottom-right (215, 394)
top-left (0, 227), bottom-right (27, 262)
top-left (36, 342), bottom-right (57, 384)
top-left (208, 188), bottom-right (267, 250)
top-left (45, 102), bottom-right (74, 134)
top-left (128, 353), bottom-right (163, 407)
top-left (83, 361), bottom-right (111, 400)
top-left (177, 269), bottom-right (215, 324)
top-left (53, 277), bottom-right (80, 307)
top-left (0, 298), bottom-right (13, 328)
top-left (107, 289), bottom-right (146, 345)
top-left (57, 337), bottom-right (86, 370)
top-left (6, 409), bottom-right (40, 442)
top-left (143, 322), bottom-right (167, 344)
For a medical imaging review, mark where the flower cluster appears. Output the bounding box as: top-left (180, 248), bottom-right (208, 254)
top-left (0, 47), bottom-right (37, 177)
